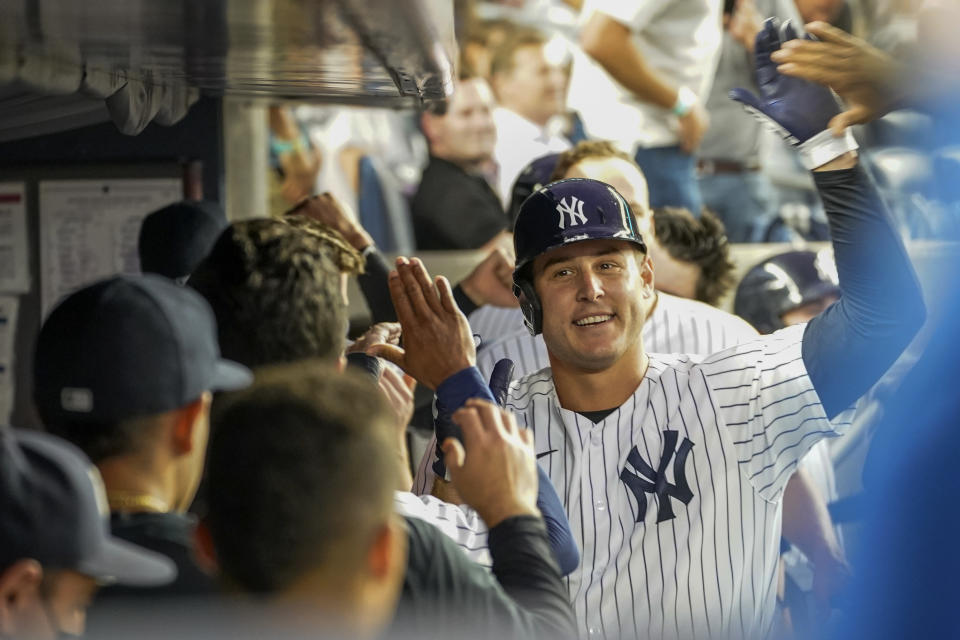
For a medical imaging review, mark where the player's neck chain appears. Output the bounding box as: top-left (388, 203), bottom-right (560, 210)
top-left (106, 491), bottom-right (170, 513)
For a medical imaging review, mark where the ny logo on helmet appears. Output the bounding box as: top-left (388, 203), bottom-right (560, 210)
top-left (556, 196), bottom-right (587, 229)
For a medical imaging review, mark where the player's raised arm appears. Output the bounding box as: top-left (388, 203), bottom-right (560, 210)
top-left (730, 19), bottom-right (926, 418)
top-left (367, 259), bottom-right (580, 575)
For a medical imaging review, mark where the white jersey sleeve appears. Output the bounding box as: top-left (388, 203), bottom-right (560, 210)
top-left (468, 306), bottom-right (527, 347)
top-left (699, 323), bottom-right (854, 501)
top-left (393, 491), bottom-right (492, 568)
top-left (476, 331), bottom-right (550, 381)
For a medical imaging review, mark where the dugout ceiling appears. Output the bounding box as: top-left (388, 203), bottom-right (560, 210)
top-left (0, 0), bottom-right (455, 140)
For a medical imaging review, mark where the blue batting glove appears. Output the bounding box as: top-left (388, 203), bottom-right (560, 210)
top-left (486, 358), bottom-right (515, 408)
top-left (730, 18), bottom-right (858, 169)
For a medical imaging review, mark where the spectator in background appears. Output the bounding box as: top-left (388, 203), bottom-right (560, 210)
top-left (570, 0), bottom-right (721, 213)
top-left (268, 106), bottom-right (323, 215)
top-left (651, 206), bottom-right (736, 306)
top-left (138, 200), bottom-right (228, 283)
top-left (411, 75), bottom-right (509, 250)
top-left (697, 0), bottom-right (786, 242)
top-left (0, 428), bottom-right (174, 640)
top-left (698, 0), bottom-right (849, 243)
top-left (30, 276), bottom-right (252, 618)
top-left (462, 18), bottom-right (519, 80)
top-left (489, 28), bottom-right (571, 207)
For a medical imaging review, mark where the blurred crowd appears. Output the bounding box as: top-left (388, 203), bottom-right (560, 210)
top-left (3, 1), bottom-right (960, 639)
top-left (268, 0), bottom-right (960, 248)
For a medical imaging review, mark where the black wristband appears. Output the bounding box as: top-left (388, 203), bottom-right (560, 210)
top-left (452, 283), bottom-right (480, 316)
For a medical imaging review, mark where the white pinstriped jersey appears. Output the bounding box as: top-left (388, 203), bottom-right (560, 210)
top-left (408, 295), bottom-right (757, 572)
top-left (415, 324), bottom-right (854, 639)
top-left (471, 293), bottom-right (759, 381)
top-left (415, 295), bottom-right (757, 497)
top-left (393, 492), bottom-right (492, 568)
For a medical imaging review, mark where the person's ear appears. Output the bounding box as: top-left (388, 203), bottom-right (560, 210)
top-left (421, 112), bottom-right (440, 144)
top-left (172, 393), bottom-right (212, 455)
top-left (366, 518), bottom-right (404, 581)
top-left (640, 254), bottom-right (655, 298)
top-left (192, 519), bottom-right (219, 577)
top-left (0, 559), bottom-right (43, 635)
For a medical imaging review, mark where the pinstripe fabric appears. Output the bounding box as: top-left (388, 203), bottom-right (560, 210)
top-left (394, 491), bottom-right (492, 568)
top-left (415, 324), bottom-right (854, 638)
top-left (470, 293), bottom-right (759, 381)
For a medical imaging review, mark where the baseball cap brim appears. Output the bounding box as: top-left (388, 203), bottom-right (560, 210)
top-left (77, 536), bottom-right (178, 587)
top-left (209, 359), bottom-right (254, 392)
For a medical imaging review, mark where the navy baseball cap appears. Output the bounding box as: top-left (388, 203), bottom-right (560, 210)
top-left (138, 201), bottom-right (228, 282)
top-left (33, 274), bottom-right (252, 424)
top-left (0, 427), bottom-right (176, 585)
top-left (513, 178), bottom-right (647, 274)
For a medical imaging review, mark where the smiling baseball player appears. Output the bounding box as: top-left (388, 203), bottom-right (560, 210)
top-left (462, 143), bottom-right (757, 389)
top-left (372, 19), bottom-right (926, 639)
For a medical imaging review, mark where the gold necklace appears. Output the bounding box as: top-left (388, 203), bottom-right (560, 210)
top-left (106, 491), bottom-right (170, 513)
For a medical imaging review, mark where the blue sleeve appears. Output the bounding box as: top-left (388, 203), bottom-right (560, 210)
top-left (802, 165), bottom-right (926, 418)
top-left (434, 367), bottom-right (498, 444)
top-left (434, 368), bottom-right (578, 574)
top-left (536, 466), bottom-right (580, 576)
top-left (432, 367), bottom-right (499, 477)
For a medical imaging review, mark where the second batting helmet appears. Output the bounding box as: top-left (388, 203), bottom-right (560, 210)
top-left (512, 178), bottom-right (647, 335)
top-left (507, 153), bottom-right (562, 226)
top-left (734, 249), bottom-right (839, 334)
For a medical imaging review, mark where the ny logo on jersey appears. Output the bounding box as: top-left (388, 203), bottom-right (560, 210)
top-left (620, 430), bottom-right (694, 523)
top-left (556, 196), bottom-right (587, 229)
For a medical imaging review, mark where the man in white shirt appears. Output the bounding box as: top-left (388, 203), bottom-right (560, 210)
top-left (569, 0), bottom-right (722, 214)
top-left (490, 28), bottom-right (571, 208)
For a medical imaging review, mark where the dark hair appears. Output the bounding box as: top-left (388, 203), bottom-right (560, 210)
top-left (44, 414), bottom-right (159, 465)
top-left (188, 218), bottom-right (356, 368)
top-left (489, 27), bottom-right (549, 77)
top-left (422, 69), bottom-right (485, 117)
top-left (653, 207), bottom-right (735, 306)
top-left (548, 140), bottom-right (635, 182)
top-left (205, 362), bottom-right (395, 593)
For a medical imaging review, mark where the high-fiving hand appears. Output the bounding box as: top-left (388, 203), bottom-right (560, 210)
top-left (366, 257), bottom-right (476, 390)
top-left (442, 399), bottom-right (539, 529)
top-left (770, 21), bottom-right (903, 136)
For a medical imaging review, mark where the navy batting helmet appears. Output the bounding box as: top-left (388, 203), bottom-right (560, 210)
top-left (734, 249), bottom-right (839, 334)
top-left (507, 153), bottom-right (561, 226)
top-left (512, 178), bottom-right (647, 335)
